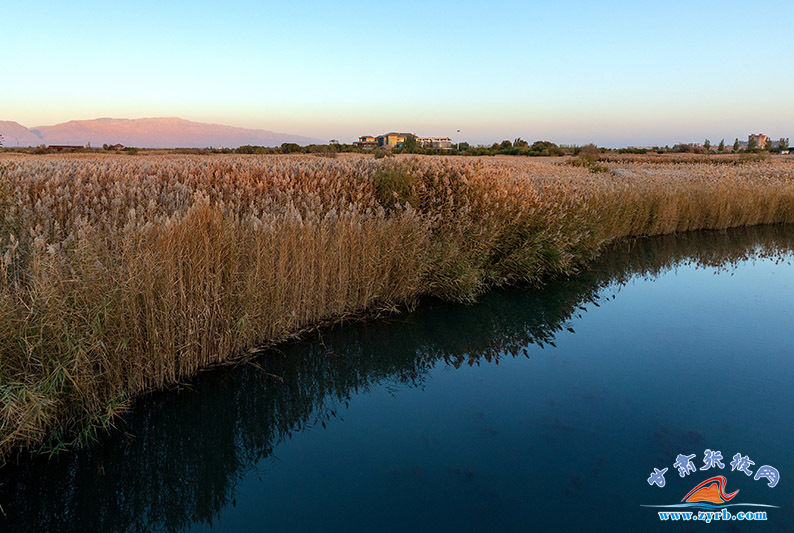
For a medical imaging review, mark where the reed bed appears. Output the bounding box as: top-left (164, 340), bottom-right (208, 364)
top-left (1, 154), bottom-right (793, 457)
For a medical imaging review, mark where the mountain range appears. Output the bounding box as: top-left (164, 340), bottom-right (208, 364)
top-left (0, 117), bottom-right (321, 148)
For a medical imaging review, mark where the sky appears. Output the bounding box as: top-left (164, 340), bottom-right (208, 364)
top-left (2, 1), bottom-right (792, 146)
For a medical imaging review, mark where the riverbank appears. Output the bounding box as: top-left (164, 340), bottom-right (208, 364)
top-left (1, 154), bottom-right (793, 458)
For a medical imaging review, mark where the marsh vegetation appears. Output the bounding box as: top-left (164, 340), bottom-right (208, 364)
top-left (0, 154), bottom-right (793, 457)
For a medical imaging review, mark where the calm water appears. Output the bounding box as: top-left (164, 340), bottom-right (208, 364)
top-left (1, 226), bottom-right (793, 532)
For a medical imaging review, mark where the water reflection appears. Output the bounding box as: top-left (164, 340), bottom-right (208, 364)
top-left (1, 225), bottom-right (792, 531)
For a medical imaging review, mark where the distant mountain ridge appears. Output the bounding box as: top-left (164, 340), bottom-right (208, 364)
top-left (0, 117), bottom-right (321, 148)
top-left (0, 120), bottom-right (44, 147)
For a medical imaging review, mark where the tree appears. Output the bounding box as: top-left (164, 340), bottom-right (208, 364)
top-left (372, 147), bottom-right (391, 159)
top-left (578, 144), bottom-right (601, 165)
top-left (732, 138), bottom-right (740, 152)
top-left (280, 142), bottom-right (301, 153)
top-left (704, 139), bottom-right (711, 152)
top-left (500, 140), bottom-right (512, 149)
top-left (528, 140), bottom-right (563, 156)
top-left (718, 139), bottom-right (725, 152)
top-left (513, 137), bottom-right (528, 148)
top-left (401, 135), bottom-right (420, 153)
top-left (747, 136), bottom-right (758, 151)
top-left (308, 144), bottom-right (337, 158)
top-left (779, 138), bottom-right (789, 151)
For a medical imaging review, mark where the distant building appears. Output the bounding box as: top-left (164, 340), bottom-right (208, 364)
top-left (48, 145), bottom-right (83, 152)
top-left (673, 142), bottom-right (704, 153)
top-left (748, 133), bottom-right (768, 149)
top-left (377, 132), bottom-right (411, 147)
top-left (353, 135), bottom-right (378, 149)
top-left (354, 132), bottom-right (454, 150)
top-left (111, 144), bottom-right (125, 151)
top-left (417, 137), bottom-right (453, 149)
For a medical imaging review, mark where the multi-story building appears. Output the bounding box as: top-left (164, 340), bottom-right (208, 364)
top-left (354, 132), bottom-right (454, 150)
top-left (377, 132), bottom-right (411, 147)
top-left (353, 135), bottom-right (379, 149)
top-left (748, 133), bottom-right (769, 149)
top-left (417, 137), bottom-right (453, 149)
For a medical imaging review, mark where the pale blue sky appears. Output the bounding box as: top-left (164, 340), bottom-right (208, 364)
top-left (2, 1), bottom-right (792, 146)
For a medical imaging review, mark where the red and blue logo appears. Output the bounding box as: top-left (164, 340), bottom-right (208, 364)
top-left (644, 450), bottom-right (779, 515)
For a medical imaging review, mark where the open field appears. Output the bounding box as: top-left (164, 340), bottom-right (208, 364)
top-left (1, 154), bottom-right (793, 458)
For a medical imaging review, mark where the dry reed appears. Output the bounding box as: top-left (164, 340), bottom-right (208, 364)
top-left (0, 154), bottom-right (792, 457)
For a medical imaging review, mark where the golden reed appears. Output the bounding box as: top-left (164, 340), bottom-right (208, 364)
top-left (0, 153), bottom-right (792, 457)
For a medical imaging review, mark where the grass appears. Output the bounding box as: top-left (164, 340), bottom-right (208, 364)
top-left (0, 153), bottom-right (793, 459)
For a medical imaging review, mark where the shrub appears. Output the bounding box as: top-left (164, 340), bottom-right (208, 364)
top-left (738, 151), bottom-right (769, 163)
top-left (280, 143), bottom-right (302, 154)
top-left (308, 145), bottom-right (337, 158)
top-left (578, 144), bottom-right (601, 165)
top-left (567, 145), bottom-right (608, 172)
top-left (589, 163), bottom-right (610, 173)
top-left (372, 163), bottom-right (417, 208)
